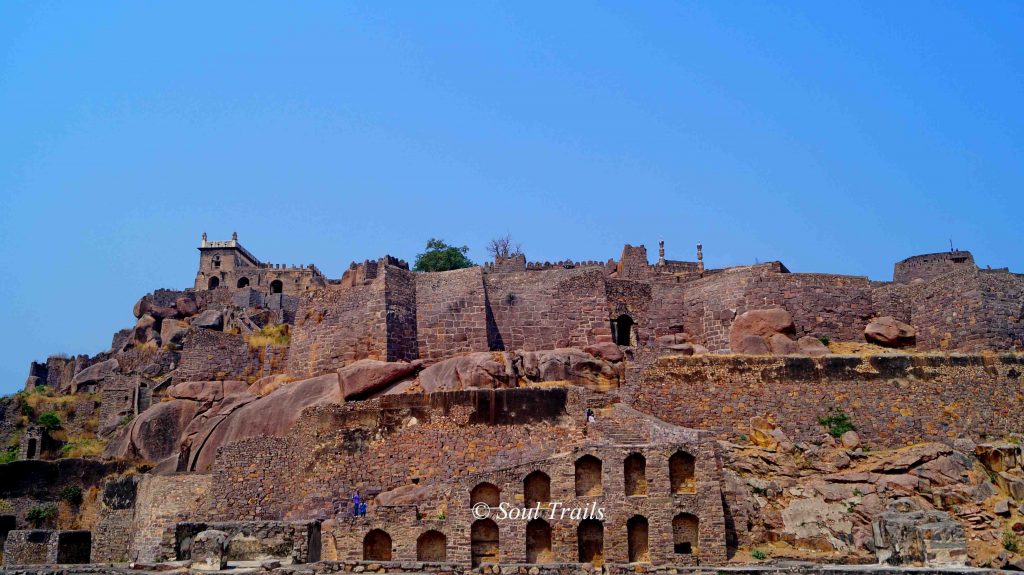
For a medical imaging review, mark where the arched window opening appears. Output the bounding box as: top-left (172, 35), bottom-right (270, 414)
top-left (673, 513), bottom-right (700, 555)
top-left (207, 276), bottom-right (220, 290)
top-left (212, 255), bottom-right (221, 269)
top-left (416, 530), bottom-right (446, 562)
top-left (575, 455), bottom-right (602, 497)
top-left (470, 482), bottom-right (500, 508)
top-left (237, 277), bottom-right (250, 288)
top-left (363, 529), bottom-right (392, 561)
top-left (614, 314), bottom-right (634, 346)
top-left (669, 451), bottom-right (696, 494)
top-left (627, 515), bottom-right (650, 563)
top-left (624, 453), bottom-right (647, 496)
top-left (525, 519), bottom-right (553, 564)
top-left (471, 519), bottom-right (499, 567)
top-left (577, 519), bottom-right (604, 565)
top-left (270, 279), bottom-right (283, 294)
top-left (524, 471), bottom-right (551, 507)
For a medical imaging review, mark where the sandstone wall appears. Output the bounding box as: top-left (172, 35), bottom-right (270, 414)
top-left (385, 267), bottom-right (419, 362)
top-left (177, 329), bottom-right (285, 383)
top-left (129, 474), bottom-right (211, 563)
top-left (909, 269), bottom-right (1024, 351)
top-left (631, 354), bottom-right (1024, 447)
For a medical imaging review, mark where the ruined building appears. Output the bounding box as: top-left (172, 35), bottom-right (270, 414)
top-left (1, 232), bottom-right (1023, 571)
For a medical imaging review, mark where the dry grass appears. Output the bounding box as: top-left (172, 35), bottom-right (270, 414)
top-left (247, 323), bottom-right (290, 348)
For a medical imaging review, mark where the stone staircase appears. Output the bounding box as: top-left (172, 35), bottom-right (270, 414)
top-left (590, 413), bottom-right (650, 445)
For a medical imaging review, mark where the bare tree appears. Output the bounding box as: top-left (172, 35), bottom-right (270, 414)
top-left (487, 234), bottom-right (523, 260)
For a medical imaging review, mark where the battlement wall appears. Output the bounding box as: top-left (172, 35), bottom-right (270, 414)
top-left (631, 353), bottom-right (1024, 447)
top-left (893, 250), bottom-right (976, 284)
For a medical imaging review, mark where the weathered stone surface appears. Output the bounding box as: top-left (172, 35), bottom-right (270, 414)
top-left (160, 319), bottom-right (189, 347)
top-left (797, 335), bottom-right (831, 356)
top-left (192, 309), bottom-right (224, 331)
top-left (583, 342), bottom-right (624, 362)
top-left (418, 352), bottom-right (511, 393)
top-left (520, 348), bottom-right (620, 391)
top-left (975, 443), bottom-right (1021, 473)
top-left (872, 510), bottom-right (966, 566)
top-left (768, 333), bottom-right (800, 355)
top-left (729, 308), bottom-right (795, 352)
top-left (865, 316), bottom-right (917, 348)
top-left (104, 399), bottom-right (200, 464)
top-left (338, 359), bottom-right (420, 399)
top-left (174, 296), bottom-right (199, 317)
top-left (750, 416), bottom-right (788, 449)
top-left (735, 334), bottom-right (771, 355)
top-left (192, 529), bottom-right (228, 571)
top-left (840, 430), bottom-right (861, 449)
top-left (70, 358), bottom-right (119, 391)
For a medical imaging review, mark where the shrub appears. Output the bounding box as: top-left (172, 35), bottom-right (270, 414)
top-left (38, 411), bottom-right (61, 431)
top-left (0, 446), bottom-right (17, 464)
top-left (60, 485), bottom-right (83, 505)
top-left (61, 438), bottom-right (106, 459)
top-left (248, 324), bottom-right (290, 348)
top-left (818, 335), bottom-right (831, 346)
top-left (818, 409), bottom-right (855, 438)
top-left (26, 504), bottom-right (57, 527)
top-left (752, 549), bottom-right (767, 560)
top-left (1004, 532), bottom-right (1019, 553)
top-left (413, 238), bottom-right (474, 272)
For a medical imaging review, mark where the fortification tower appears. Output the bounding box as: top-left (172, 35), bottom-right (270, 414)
top-left (194, 232), bottom-right (326, 296)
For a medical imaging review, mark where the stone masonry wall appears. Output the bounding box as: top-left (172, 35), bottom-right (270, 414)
top-left (416, 268), bottom-right (488, 362)
top-left (286, 279), bottom-right (389, 378)
top-left (385, 267), bottom-right (419, 362)
top-left (908, 268), bottom-right (1024, 351)
top-left (129, 474), bottom-right (211, 563)
top-left (631, 354), bottom-right (1024, 448)
top-left (177, 329), bottom-right (284, 383)
top-left (483, 269), bottom-right (610, 352)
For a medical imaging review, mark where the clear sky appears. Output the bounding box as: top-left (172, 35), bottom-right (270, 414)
top-left (1, 2), bottom-right (1021, 395)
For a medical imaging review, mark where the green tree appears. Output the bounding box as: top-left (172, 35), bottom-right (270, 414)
top-left (413, 238), bottom-right (474, 272)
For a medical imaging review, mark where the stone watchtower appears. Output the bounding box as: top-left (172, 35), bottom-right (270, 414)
top-left (194, 232), bottom-right (327, 296)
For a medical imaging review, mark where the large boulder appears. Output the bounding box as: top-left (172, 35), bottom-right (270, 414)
top-left (338, 359), bottom-right (421, 399)
top-left (104, 399), bottom-right (201, 463)
top-left (168, 380), bottom-right (250, 404)
top-left (187, 373), bottom-right (342, 472)
top-left (174, 296), bottom-right (199, 318)
top-left (583, 342), bottom-right (624, 362)
top-left (192, 310), bottom-right (224, 331)
top-left (418, 353), bottom-right (512, 393)
top-left (797, 336), bottom-right (831, 356)
top-left (71, 358), bottom-right (120, 392)
top-left (872, 510), bottom-right (966, 566)
top-left (130, 314), bottom-right (160, 347)
top-left (735, 335), bottom-right (771, 355)
top-left (975, 443), bottom-right (1021, 473)
top-left (160, 319), bottom-right (189, 347)
top-left (730, 308), bottom-right (795, 352)
top-left (768, 333), bottom-right (800, 355)
top-left (192, 530), bottom-right (229, 571)
top-left (864, 317), bottom-right (916, 348)
top-left (520, 348), bottom-right (621, 391)
top-left (133, 296), bottom-right (153, 319)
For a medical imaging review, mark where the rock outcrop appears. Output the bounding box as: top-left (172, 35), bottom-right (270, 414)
top-left (865, 316), bottom-right (916, 348)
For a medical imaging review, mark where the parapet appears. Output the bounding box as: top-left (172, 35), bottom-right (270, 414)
top-left (893, 250), bottom-right (975, 284)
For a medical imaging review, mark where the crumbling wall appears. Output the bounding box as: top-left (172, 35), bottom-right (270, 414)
top-left (894, 251), bottom-right (975, 284)
top-left (415, 268), bottom-right (488, 361)
top-left (633, 354), bottom-right (1024, 447)
top-left (176, 329), bottom-right (281, 382)
top-left (129, 474), bottom-right (211, 563)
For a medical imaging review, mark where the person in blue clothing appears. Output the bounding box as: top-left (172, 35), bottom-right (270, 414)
top-left (352, 491), bottom-right (361, 516)
top-left (359, 501), bottom-right (368, 516)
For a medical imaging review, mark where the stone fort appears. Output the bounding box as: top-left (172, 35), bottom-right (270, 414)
top-left (1, 232), bottom-right (1023, 572)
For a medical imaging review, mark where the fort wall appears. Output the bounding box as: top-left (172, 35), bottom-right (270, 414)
top-left (630, 354), bottom-right (1024, 447)
top-left (415, 268), bottom-right (488, 362)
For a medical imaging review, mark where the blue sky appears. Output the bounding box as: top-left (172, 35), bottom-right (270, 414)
top-left (1, 1), bottom-right (1021, 395)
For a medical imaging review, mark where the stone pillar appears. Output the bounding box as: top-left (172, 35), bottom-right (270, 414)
top-left (658, 240), bottom-right (665, 266)
top-left (696, 242), bottom-right (704, 274)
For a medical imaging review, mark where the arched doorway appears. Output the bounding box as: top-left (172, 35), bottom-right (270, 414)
top-left (237, 277), bottom-right (250, 288)
top-left (627, 515), bottom-right (650, 563)
top-left (416, 530), bottom-right (446, 562)
top-left (575, 455), bottom-right (602, 496)
top-left (363, 529), bottom-right (392, 561)
top-left (471, 519), bottom-right (499, 567)
top-left (672, 513), bottom-right (699, 555)
top-left (207, 276), bottom-right (220, 290)
top-left (624, 453), bottom-right (647, 496)
top-left (577, 519), bottom-right (604, 565)
top-left (614, 314), bottom-right (634, 346)
top-left (470, 482), bottom-right (500, 507)
top-left (670, 451), bottom-right (696, 493)
top-left (270, 279), bottom-right (283, 294)
top-left (525, 519), bottom-right (552, 563)
top-left (524, 471), bottom-right (550, 507)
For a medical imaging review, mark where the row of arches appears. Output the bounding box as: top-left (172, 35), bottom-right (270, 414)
top-left (472, 451), bottom-right (695, 508)
top-left (206, 276), bottom-right (284, 293)
top-left (361, 514), bottom-right (700, 565)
